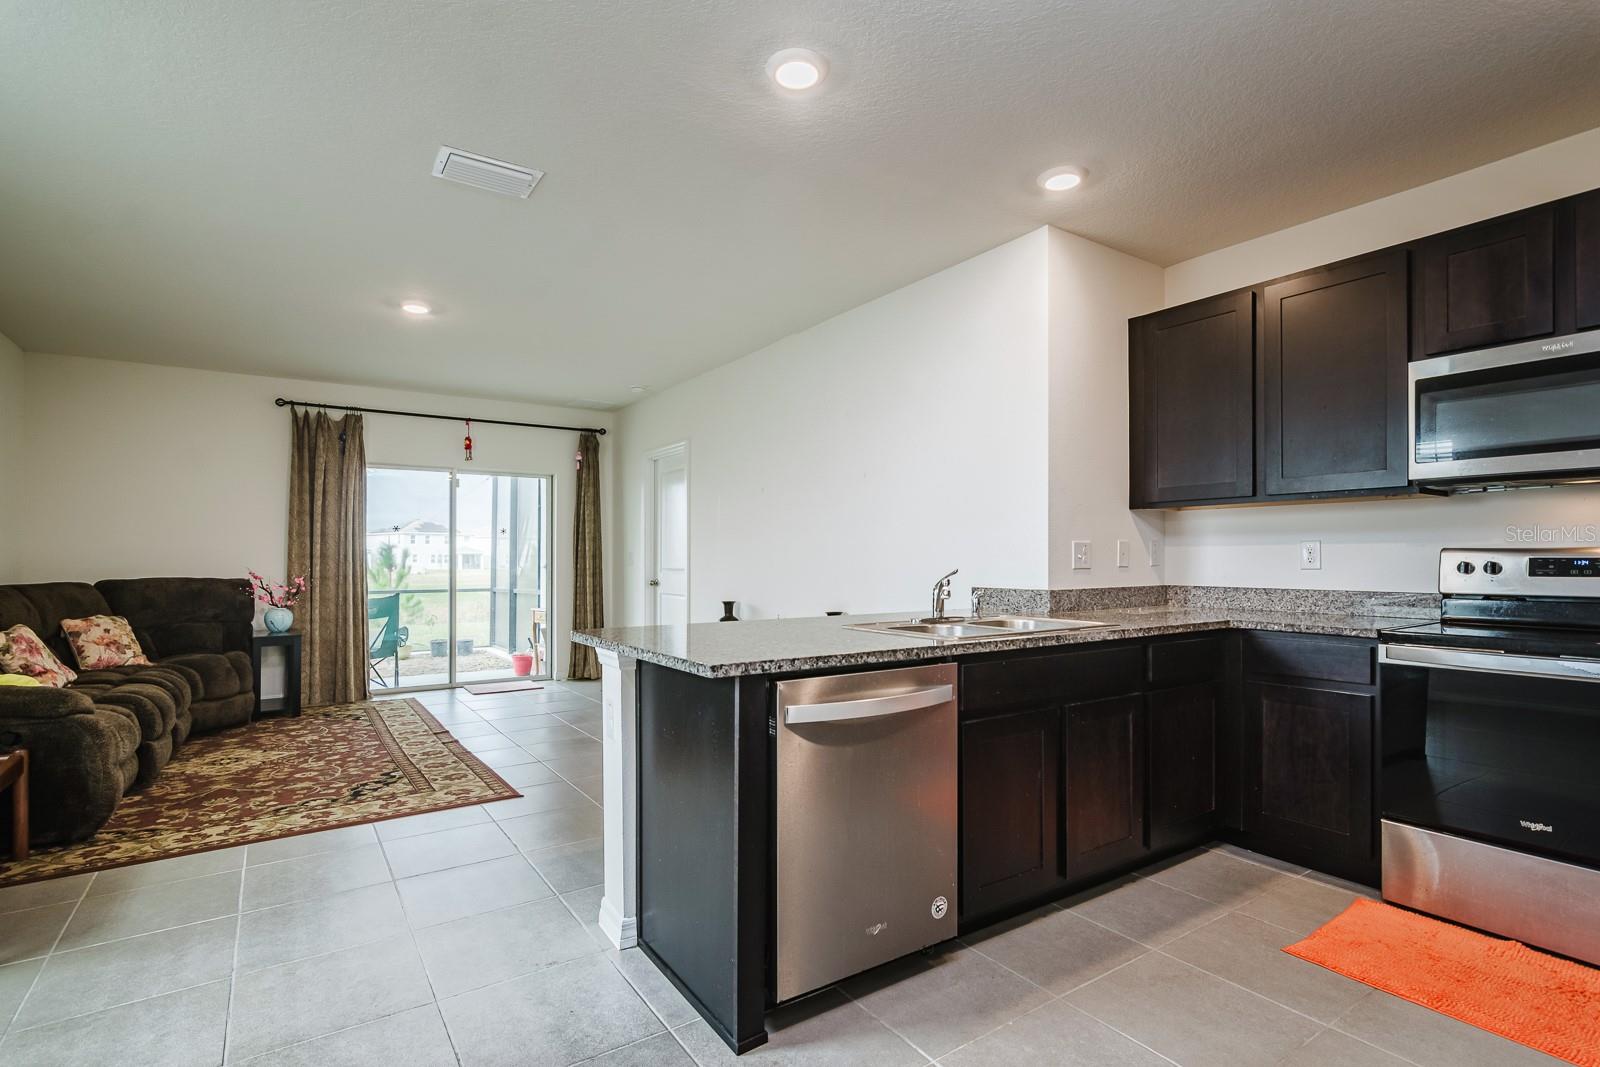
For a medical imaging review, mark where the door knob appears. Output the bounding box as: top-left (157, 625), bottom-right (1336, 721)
top-left (648, 578), bottom-right (660, 586)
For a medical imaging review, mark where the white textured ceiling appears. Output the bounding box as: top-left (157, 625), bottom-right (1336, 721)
top-left (4, 1), bottom-right (1600, 407)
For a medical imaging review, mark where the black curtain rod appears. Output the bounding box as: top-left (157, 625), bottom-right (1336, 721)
top-left (274, 397), bottom-right (607, 435)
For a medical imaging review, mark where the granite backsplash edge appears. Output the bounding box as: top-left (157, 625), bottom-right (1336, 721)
top-left (972, 583), bottom-right (1441, 620)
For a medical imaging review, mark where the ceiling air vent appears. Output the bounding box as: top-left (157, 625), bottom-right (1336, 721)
top-left (431, 146), bottom-right (543, 198)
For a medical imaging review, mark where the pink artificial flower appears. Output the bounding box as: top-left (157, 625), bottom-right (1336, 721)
top-left (246, 571), bottom-right (308, 608)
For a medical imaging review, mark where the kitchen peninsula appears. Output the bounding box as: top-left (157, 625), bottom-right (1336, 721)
top-left (574, 585), bottom-right (1436, 1053)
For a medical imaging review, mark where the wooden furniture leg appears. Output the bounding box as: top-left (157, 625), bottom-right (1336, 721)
top-left (0, 750), bottom-right (27, 862)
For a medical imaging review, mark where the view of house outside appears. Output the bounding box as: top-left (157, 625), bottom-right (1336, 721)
top-left (364, 469), bottom-right (552, 688)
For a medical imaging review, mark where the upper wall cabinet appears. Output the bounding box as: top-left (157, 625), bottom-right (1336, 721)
top-left (1260, 250), bottom-right (1410, 495)
top-left (1417, 206), bottom-right (1555, 355)
top-left (1130, 185), bottom-right (1600, 510)
top-left (1129, 291), bottom-right (1254, 506)
top-left (1577, 191), bottom-right (1600, 331)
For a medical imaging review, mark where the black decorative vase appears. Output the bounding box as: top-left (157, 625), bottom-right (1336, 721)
top-left (720, 601), bottom-right (739, 622)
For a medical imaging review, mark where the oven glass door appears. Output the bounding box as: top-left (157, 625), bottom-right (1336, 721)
top-left (1381, 649), bottom-right (1600, 866)
top-left (1414, 349), bottom-right (1600, 471)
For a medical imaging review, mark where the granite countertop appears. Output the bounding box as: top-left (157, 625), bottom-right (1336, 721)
top-left (573, 605), bottom-right (1423, 679)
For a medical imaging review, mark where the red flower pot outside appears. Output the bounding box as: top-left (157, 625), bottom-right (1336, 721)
top-left (511, 652), bottom-right (534, 676)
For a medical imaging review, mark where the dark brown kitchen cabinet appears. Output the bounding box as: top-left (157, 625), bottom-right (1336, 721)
top-left (1260, 251), bottom-right (1410, 495)
top-left (1577, 191), bottom-right (1600, 331)
top-left (1147, 682), bottom-right (1221, 852)
top-left (1063, 694), bottom-right (1147, 880)
top-left (1418, 206), bottom-right (1555, 355)
top-left (1130, 290), bottom-right (1255, 506)
top-left (1242, 680), bottom-right (1375, 883)
top-left (960, 706), bottom-right (1064, 920)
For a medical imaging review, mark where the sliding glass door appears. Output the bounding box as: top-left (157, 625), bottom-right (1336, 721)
top-left (365, 466), bottom-right (553, 691)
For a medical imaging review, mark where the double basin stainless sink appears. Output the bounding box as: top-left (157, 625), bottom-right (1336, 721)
top-left (848, 615), bottom-right (1111, 643)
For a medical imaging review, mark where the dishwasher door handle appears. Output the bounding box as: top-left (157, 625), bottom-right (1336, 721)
top-left (784, 684), bottom-right (954, 725)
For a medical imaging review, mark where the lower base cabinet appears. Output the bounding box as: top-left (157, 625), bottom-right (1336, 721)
top-left (1063, 694), bottom-right (1147, 880)
top-left (1147, 682), bottom-right (1222, 852)
top-left (1240, 680), bottom-right (1376, 883)
top-left (960, 706), bottom-right (1064, 919)
top-left (956, 632), bottom-right (1380, 926)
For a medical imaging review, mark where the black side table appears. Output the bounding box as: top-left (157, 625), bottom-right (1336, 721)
top-left (252, 631), bottom-right (303, 719)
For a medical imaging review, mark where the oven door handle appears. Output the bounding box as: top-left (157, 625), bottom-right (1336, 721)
top-left (1380, 643), bottom-right (1600, 682)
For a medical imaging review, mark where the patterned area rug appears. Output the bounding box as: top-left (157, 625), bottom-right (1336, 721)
top-left (0, 697), bottom-right (519, 888)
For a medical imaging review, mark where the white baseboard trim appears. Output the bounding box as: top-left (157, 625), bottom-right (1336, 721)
top-left (598, 894), bottom-right (637, 950)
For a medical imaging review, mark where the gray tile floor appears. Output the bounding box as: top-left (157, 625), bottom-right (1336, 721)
top-left (0, 680), bottom-right (1564, 1066)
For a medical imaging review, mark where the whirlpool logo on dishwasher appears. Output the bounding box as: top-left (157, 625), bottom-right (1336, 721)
top-left (1520, 819), bottom-right (1555, 833)
top-left (865, 922), bottom-right (889, 936)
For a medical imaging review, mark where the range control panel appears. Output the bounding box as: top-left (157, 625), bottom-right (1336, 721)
top-left (1440, 548), bottom-right (1600, 597)
top-left (1529, 557), bottom-right (1600, 578)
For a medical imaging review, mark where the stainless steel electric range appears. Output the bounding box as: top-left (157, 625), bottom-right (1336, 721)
top-left (1379, 547), bottom-right (1600, 965)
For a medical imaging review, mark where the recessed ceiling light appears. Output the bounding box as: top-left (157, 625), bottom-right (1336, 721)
top-left (767, 48), bottom-right (828, 92)
top-left (630, 386), bottom-right (647, 393)
top-left (399, 301), bottom-right (432, 316)
top-left (1038, 165), bottom-right (1086, 192)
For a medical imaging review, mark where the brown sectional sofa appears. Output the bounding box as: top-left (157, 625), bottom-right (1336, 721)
top-left (0, 577), bottom-right (256, 845)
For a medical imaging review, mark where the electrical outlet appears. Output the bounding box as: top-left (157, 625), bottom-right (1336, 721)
top-left (1301, 540), bottom-right (1322, 570)
top-left (1071, 540), bottom-right (1092, 570)
top-left (1116, 539), bottom-right (1130, 568)
top-left (1148, 537), bottom-right (1162, 568)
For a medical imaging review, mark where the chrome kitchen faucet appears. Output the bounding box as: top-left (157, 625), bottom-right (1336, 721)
top-left (925, 569), bottom-right (958, 622)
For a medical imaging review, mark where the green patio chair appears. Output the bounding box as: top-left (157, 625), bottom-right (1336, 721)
top-left (368, 593), bottom-right (409, 689)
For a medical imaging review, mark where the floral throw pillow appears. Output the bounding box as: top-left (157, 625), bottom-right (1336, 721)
top-left (0, 624), bottom-right (79, 686)
top-left (60, 615), bottom-right (152, 671)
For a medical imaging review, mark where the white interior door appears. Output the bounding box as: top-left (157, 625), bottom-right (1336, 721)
top-left (651, 447), bottom-right (689, 627)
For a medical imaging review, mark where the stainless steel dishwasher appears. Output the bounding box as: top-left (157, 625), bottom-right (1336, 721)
top-left (774, 663), bottom-right (958, 1001)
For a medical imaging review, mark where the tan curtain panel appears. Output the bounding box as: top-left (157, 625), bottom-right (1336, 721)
top-left (568, 431), bottom-right (604, 680)
top-left (287, 410), bottom-right (369, 706)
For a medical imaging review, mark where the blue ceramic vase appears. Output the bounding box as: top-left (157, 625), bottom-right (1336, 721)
top-left (263, 607), bottom-right (294, 634)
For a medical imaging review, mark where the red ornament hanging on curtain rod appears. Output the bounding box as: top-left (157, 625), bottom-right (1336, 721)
top-left (463, 419), bottom-right (474, 462)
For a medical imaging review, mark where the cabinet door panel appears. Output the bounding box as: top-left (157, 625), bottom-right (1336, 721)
top-left (1148, 683), bottom-right (1220, 851)
top-left (1131, 291), bottom-right (1254, 505)
top-left (960, 706), bottom-right (1063, 919)
top-left (1420, 207), bottom-right (1554, 355)
top-left (1148, 636), bottom-right (1225, 689)
top-left (1245, 632), bottom-right (1375, 686)
top-left (1578, 191), bottom-right (1600, 331)
top-left (1262, 251), bottom-right (1409, 494)
top-left (1064, 694), bottom-right (1147, 879)
top-left (1243, 682), bottom-right (1374, 876)
top-left (962, 645), bottom-right (1144, 717)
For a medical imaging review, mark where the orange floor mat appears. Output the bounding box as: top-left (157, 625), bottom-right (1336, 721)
top-left (1286, 898), bottom-right (1600, 1065)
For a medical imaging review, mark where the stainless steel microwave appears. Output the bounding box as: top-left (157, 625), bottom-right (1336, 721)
top-left (1410, 330), bottom-right (1600, 488)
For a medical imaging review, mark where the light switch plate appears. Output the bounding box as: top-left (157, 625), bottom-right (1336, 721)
top-left (1301, 540), bottom-right (1322, 570)
top-left (1071, 540), bottom-right (1092, 570)
top-left (1116, 540), bottom-right (1130, 568)
top-left (1148, 537), bottom-right (1162, 568)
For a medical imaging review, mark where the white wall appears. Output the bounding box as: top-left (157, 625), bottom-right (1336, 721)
top-left (617, 229), bottom-right (1054, 624)
top-left (1163, 125), bottom-right (1600, 592)
top-left (1046, 228), bottom-right (1165, 587)
top-left (1165, 126), bottom-right (1600, 306)
top-left (1163, 490), bottom-right (1600, 594)
top-left (13, 353), bottom-right (614, 678)
top-left (0, 330), bottom-right (23, 582)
